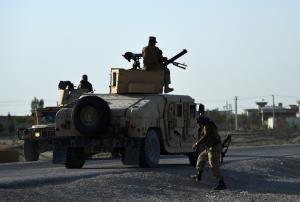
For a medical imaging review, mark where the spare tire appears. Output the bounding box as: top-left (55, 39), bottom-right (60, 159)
top-left (72, 96), bottom-right (110, 136)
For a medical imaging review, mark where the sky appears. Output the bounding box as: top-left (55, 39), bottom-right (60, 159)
top-left (0, 0), bottom-right (300, 115)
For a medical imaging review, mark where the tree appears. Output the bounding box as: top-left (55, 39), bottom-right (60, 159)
top-left (31, 97), bottom-right (44, 114)
top-left (7, 112), bottom-right (11, 120)
top-left (205, 109), bottom-right (229, 131)
top-left (8, 121), bottom-right (15, 133)
top-left (238, 113), bottom-right (249, 130)
top-left (0, 122), bottom-right (4, 133)
top-left (247, 112), bottom-right (261, 129)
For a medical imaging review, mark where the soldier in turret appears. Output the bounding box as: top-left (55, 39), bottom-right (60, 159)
top-left (78, 74), bottom-right (93, 92)
top-left (142, 36), bottom-right (173, 93)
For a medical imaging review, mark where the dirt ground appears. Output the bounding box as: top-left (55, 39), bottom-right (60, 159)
top-left (221, 129), bottom-right (300, 147)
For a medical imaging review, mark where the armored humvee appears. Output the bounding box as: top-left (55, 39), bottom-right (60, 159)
top-left (18, 107), bottom-right (58, 161)
top-left (53, 65), bottom-right (203, 168)
top-left (18, 83), bottom-right (88, 161)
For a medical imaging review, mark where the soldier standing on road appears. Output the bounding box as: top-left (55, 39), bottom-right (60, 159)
top-left (142, 36), bottom-right (173, 93)
top-left (190, 116), bottom-right (226, 190)
top-left (78, 74), bottom-right (93, 92)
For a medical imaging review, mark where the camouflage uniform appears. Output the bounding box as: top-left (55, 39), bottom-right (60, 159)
top-left (142, 37), bottom-right (171, 87)
top-left (195, 122), bottom-right (223, 180)
top-left (191, 116), bottom-right (226, 190)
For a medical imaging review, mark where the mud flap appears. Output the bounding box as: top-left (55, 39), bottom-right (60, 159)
top-left (122, 138), bottom-right (142, 165)
top-left (53, 144), bottom-right (67, 164)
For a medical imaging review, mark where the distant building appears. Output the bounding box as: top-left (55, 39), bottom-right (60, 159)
top-left (244, 101), bottom-right (299, 129)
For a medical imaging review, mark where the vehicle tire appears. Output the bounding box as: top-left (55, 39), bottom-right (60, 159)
top-left (72, 96), bottom-right (110, 136)
top-left (65, 147), bottom-right (85, 169)
top-left (187, 144), bottom-right (205, 167)
top-left (139, 129), bottom-right (160, 167)
top-left (24, 139), bottom-right (39, 161)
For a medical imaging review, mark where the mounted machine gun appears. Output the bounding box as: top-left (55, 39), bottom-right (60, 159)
top-left (123, 49), bottom-right (188, 70)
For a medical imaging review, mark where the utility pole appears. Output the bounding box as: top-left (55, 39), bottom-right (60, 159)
top-left (229, 104), bottom-right (232, 131)
top-left (234, 96), bottom-right (238, 130)
top-left (272, 94), bottom-right (275, 129)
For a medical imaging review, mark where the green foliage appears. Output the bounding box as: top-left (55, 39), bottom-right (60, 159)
top-left (205, 110), bottom-right (262, 131)
top-left (7, 112), bottom-right (11, 120)
top-left (31, 97), bottom-right (44, 114)
top-left (0, 122), bottom-right (4, 132)
top-left (15, 116), bottom-right (27, 123)
top-left (247, 112), bottom-right (261, 129)
top-left (8, 121), bottom-right (15, 132)
top-left (205, 109), bottom-right (232, 130)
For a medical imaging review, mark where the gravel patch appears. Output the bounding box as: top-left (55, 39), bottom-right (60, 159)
top-left (0, 155), bottom-right (299, 202)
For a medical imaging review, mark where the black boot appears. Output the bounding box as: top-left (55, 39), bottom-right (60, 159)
top-left (213, 179), bottom-right (226, 190)
top-left (190, 171), bottom-right (202, 182)
top-left (164, 85), bottom-right (174, 93)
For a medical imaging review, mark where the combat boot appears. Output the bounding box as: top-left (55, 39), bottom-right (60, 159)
top-left (164, 85), bottom-right (174, 93)
top-left (213, 179), bottom-right (226, 190)
top-left (190, 171), bottom-right (202, 182)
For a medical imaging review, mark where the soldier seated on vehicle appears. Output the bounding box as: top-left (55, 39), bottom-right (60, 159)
top-left (78, 74), bottom-right (93, 92)
top-left (142, 36), bottom-right (173, 93)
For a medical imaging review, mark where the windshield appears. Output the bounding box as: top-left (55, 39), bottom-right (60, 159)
top-left (40, 112), bottom-right (56, 124)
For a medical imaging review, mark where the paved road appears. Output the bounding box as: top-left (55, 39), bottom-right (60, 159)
top-left (227, 144), bottom-right (300, 161)
top-left (0, 144), bottom-right (299, 201)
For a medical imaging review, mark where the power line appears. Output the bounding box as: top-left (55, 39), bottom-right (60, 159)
top-left (238, 95), bottom-right (268, 101)
top-left (274, 95), bottom-right (300, 99)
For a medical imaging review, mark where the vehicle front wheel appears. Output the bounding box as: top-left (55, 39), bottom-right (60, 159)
top-left (24, 139), bottom-right (39, 161)
top-left (139, 129), bottom-right (160, 167)
top-left (65, 147), bottom-right (86, 169)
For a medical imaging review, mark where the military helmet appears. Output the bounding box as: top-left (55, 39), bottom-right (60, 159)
top-left (149, 36), bottom-right (157, 43)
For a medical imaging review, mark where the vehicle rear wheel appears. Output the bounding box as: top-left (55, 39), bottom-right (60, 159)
top-left (24, 139), bottom-right (39, 161)
top-left (65, 147), bottom-right (86, 169)
top-left (139, 129), bottom-right (160, 167)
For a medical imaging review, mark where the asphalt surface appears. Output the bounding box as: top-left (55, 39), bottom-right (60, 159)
top-left (0, 144), bottom-right (299, 202)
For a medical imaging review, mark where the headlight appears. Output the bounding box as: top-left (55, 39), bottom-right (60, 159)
top-left (34, 131), bottom-right (41, 138)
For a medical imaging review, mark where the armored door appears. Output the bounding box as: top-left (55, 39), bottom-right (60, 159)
top-left (165, 102), bottom-right (181, 147)
top-left (180, 103), bottom-right (198, 147)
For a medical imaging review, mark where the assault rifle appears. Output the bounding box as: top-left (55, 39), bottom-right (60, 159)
top-left (220, 134), bottom-right (232, 165)
top-left (122, 49), bottom-right (188, 70)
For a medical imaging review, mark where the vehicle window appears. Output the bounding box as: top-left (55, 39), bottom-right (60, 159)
top-left (112, 72), bottom-right (117, 86)
top-left (176, 104), bottom-right (183, 118)
top-left (42, 112), bottom-right (56, 124)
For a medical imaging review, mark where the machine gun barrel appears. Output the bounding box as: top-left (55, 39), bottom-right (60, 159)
top-left (172, 61), bottom-right (187, 69)
top-left (163, 49), bottom-right (188, 67)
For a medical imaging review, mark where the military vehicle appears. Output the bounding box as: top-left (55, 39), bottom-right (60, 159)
top-left (52, 50), bottom-right (206, 168)
top-left (18, 81), bottom-right (88, 161)
top-left (18, 106), bottom-right (58, 161)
